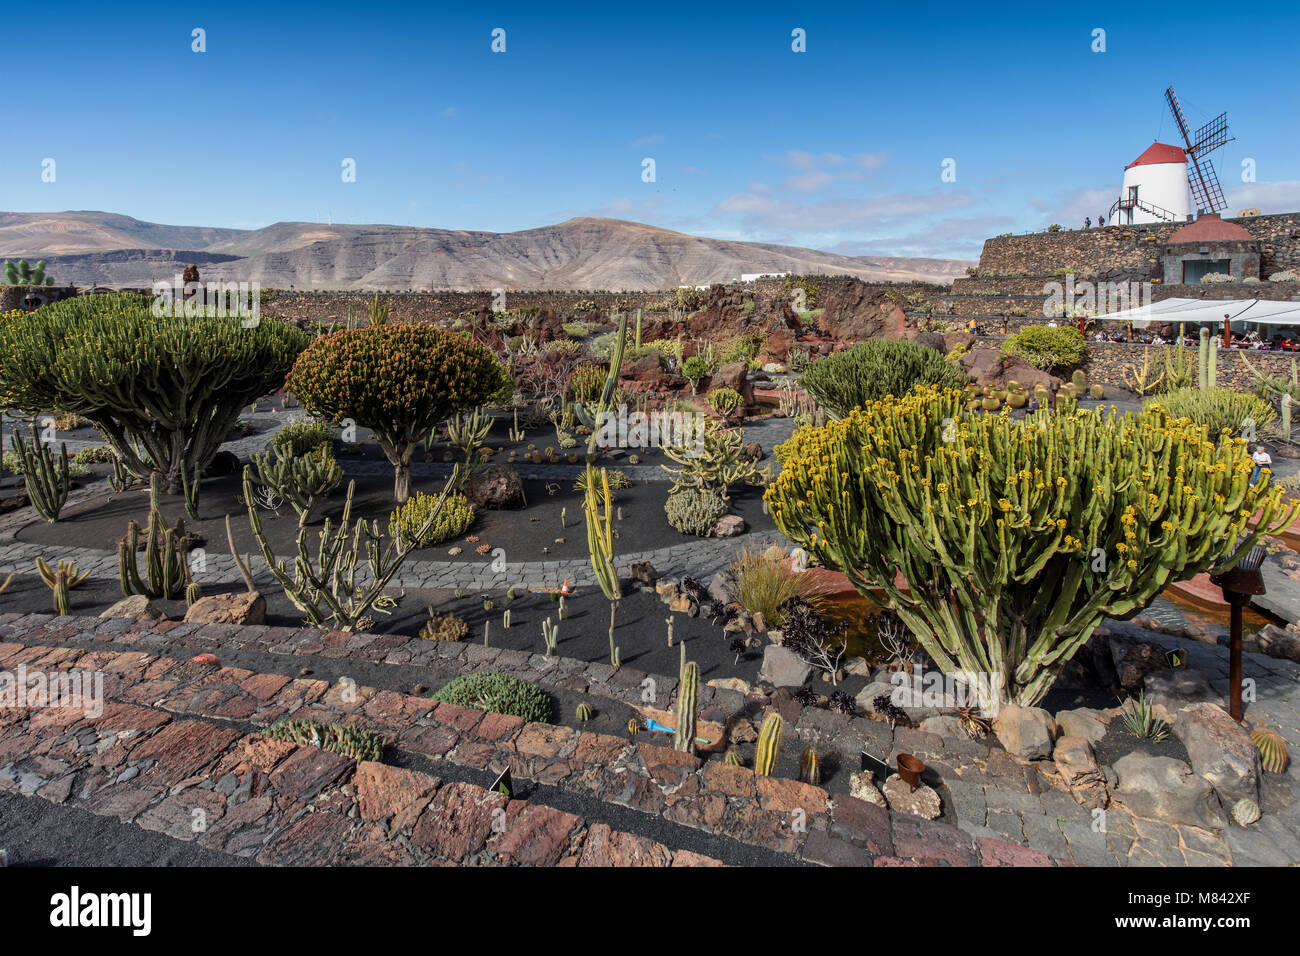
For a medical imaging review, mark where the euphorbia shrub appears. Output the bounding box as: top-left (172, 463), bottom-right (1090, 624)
top-left (0, 293), bottom-right (307, 511)
top-left (766, 386), bottom-right (1296, 707)
top-left (285, 324), bottom-right (511, 502)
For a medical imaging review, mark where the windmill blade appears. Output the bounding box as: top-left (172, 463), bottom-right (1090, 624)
top-left (1165, 86), bottom-right (1193, 145)
top-left (1187, 154), bottom-right (1227, 215)
top-left (1191, 111), bottom-right (1232, 156)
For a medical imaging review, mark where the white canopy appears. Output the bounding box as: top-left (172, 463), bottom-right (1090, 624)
top-left (1097, 297), bottom-right (1300, 328)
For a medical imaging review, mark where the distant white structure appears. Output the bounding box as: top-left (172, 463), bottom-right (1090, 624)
top-left (1112, 143), bottom-right (1193, 225)
top-left (740, 272), bottom-right (789, 282)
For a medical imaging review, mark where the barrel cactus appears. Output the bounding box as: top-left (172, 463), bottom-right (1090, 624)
top-left (766, 386), bottom-right (1297, 707)
top-left (1251, 728), bottom-right (1290, 773)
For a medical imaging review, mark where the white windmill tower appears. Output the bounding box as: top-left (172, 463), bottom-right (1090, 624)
top-left (1109, 86), bottom-right (1232, 226)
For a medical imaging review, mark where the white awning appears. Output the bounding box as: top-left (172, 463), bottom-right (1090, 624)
top-left (1098, 297), bottom-right (1300, 327)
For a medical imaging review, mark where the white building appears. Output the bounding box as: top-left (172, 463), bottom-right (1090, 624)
top-left (740, 272), bottom-right (789, 282)
top-left (1112, 143), bottom-right (1192, 225)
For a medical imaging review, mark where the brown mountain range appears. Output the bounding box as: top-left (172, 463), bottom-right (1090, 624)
top-left (0, 211), bottom-right (972, 290)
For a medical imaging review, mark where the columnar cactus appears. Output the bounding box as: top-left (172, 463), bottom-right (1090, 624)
top-left (541, 617), bottom-right (558, 656)
top-left (36, 557), bottom-right (88, 615)
top-left (118, 473), bottom-right (192, 600)
top-left (799, 746), bottom-right (821, 785)
top-left (673, 660), bottom-right (699, 753)
top-left (10, 429), bottom-right (69, 522)
top-left (766, 386), bottom-right (1297, 707)
top-left (754, 713), bottom-right (783, 776)
top-left (584, 464), bottom-right (622, 666)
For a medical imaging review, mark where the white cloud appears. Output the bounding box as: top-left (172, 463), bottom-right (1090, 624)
top-left (1226, 180), bottom-right (1300, 215)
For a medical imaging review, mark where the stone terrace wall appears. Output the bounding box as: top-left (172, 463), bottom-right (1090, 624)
top-left (975, 213), bottom-right (1300, 279)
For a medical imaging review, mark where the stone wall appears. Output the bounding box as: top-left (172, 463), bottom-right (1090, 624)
top-left (0, 285), bottom-right (78, 311)
top-left (975, 213), bottom-right (1300, 279)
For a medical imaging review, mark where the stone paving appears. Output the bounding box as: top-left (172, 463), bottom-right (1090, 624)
top-left (0, 615), bottom-right (1060, 867)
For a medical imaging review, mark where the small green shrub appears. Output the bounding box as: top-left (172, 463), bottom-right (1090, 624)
top-left (800, 339), bottom-right (968, 419)
top-left (388, 491), bottom-right (476, 546)
top-left (707, 387), bottom-right (744, 416)
top-left (420, 611), bottom-right (468, 642)
top-left (665, 486), bottom-right (728, 536)
top-left (682, 356), bottom-right (709, 392)
top-left (433, 671), bottom-right (552, 722)
top-left (1001, 325), bottom-right (1087, 373)
top-left (263, 719), bottom-right (386, 761)
top-left (1144, 387), bottom-right (1276, 440)
top-left (1200, 272), bottom-right (1234, 284)
top-left (272, 420), bottom-right (335, 457)
top-left (562, 320), bottom-right (595, 339)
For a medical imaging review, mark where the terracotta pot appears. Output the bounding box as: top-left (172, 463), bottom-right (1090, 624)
top-left (897, 753), bottom-right (925, 790)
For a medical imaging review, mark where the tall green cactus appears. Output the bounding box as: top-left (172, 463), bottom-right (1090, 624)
top-left (10, 428), bottom-right (69, 522)
top-left (767, 386), bottom-right (1298, 707)
top-left (541, 617), bottom-right (558, 656)
top-left (634, 308), bottom-right (643, 350)
top-left (755, 713), bottom-right (783, 776)
top-left (573, 311), bottom-right (628, 436)
top-left (118, 473), bottom-right (192, 599)
top-left (4, 258), bottom-right (53, 286)
top-left (673, 659), bottom-right (699, 753)
top-left (584, 464), bottom-right (622, 666)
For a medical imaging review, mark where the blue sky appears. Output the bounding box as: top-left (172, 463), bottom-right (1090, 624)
top-left (6, 0), bottom-right (1298, 259)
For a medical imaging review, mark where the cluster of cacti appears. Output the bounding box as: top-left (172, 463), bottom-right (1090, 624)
top-left (263, 719), bottom-right (385, 762)
top-left (0, 293), bottom-right (308, 518)
top-left (661, 421), bottom-right (768, 499)
top-left (1144, 388), bottom-right (1275, 440)
top-left (445, 406), bottom-right (492, 460)
top-left (388, 490), bottom-right (476, 547)
top-left (583, 465), bottom-right (622, 666)
top-left (1251, 728), bottom-right (1290, 773)
top-left (285, 323), bottom-right (511, 503)
top-left (1122, 349), bottom-right (1166, 396)
top-left (251, 443), bottom-right (342, 529)
top-left (766, 386), bottom-right (1297, 706)
top-left (244, 469), bottom-right (450, 631)
top-left (664, 486), bottom-right (728, 537)
top-left (673, 659), bottom-right (699, 753)
top-left (799, 745), bottom-right (821, 785)
top-left (4, 258), bottom-right (55, 286)
top-left (9, 430), bottom-right (69, 522)
top-left (576, 702), bottom-right (593, 722)
top-left (109, 452), bottom-right (136, 492)
top-left (36, 557), bottom-right (88, 614)
top-left (419, 611), bottom-right (468, 642)
top-left (754, 713), bottom-right (783, 776)
top-left (367, 293), bottom-right (390, 327)
top-left (541, 617), bottom-right (558, 656)
top-left (433, 671), bottom-right (551, 722)
top-left (706, 387), bottom-right (744, 418)
top-left (119, 473), bottom-right (193, 600)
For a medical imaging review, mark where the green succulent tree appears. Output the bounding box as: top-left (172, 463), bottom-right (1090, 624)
top-left (285, 324), bottom-right (511, 503)
top-left (766, 386), bottom-right (1297, 707)
top-left (0, 293), bottom-right (308, 516)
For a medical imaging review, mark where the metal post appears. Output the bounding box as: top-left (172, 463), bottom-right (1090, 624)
top-left (1227, 596), bottom-right (1245, 721)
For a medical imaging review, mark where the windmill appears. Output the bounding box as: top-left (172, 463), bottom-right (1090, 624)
top-left (1164, 86), bottom-right (1233, 216)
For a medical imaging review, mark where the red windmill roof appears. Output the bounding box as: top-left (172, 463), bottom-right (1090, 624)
top-left (1126, 142), bottom-right (1187, 168)
top-left (1169, 214), bottom-right (1253, 243)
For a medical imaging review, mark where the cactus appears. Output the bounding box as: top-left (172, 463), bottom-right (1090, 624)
top-left (627, 718), bottom-right (641, 736)
top-left (558, 594), bottom-right (567, 620)
top-left (981, 396), bottom-right (1001, 412)
top-left (576, 702), bottom-right (593, 721)
top-left (1089, 383), bottom-right (1104, 400)
top-left (574, 311), bottom-right (629, 443)
top-left (584, 464), bottom-right (622, 666)
top-left (119, 473), bottom-right (193, 599)
top-left (560, 506), bottom-right (566, 529)
top-left (799, 745), bottom-right (821, 785)
top-left (1072, 370), bottom-right (1087, 392)
top-left (723, 749), bottom-right (743, 767)
top-left (1284, 393), bottom-right (1292, 441)
top-left (10, 429), bottom-right (70, 523)
top-left (4, 258), bottom-right (54, 286)
top-left (673, 660), bottom-right (699, 753)
top-left (502, 608), bottom-right (511, 629)
top-left (483, 620), bottom-right (490, 646)
top-left (766, 385), bottom-right (1298, 706)
top-left (36, 557), bottom-right (88, 615)
top-left (754, 713), bottom-right (783, 776)
top-left (185, 580), bottom-right (202, 607)
top-left (1231, 797), bottom-right (1261, 827)
top-left (1251, 728), bottom-right (1290, 773)
top-left (250, 443), bottom-right (342, 528)
top-left (666, 615), bottom-right (674, 646)
top-left (109, 452), bottom-right (136, 492)
top-left (541, 617), bottom-right (558, 656)
top-left (0, 573), bottom-right (12, 596)
top-left (634, 308), bottom-right (643, 350)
